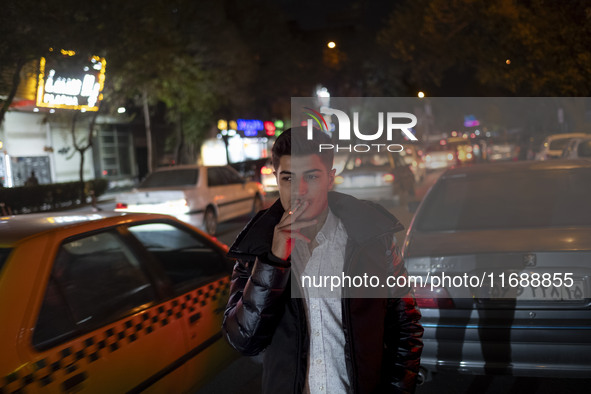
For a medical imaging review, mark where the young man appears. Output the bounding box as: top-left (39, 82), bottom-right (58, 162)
top-left (223, 127), bottom-right (423, 394)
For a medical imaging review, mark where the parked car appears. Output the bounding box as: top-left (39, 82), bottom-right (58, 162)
top-left (423, 144), bottom-right (456, 171)
top-left (333, 150), bottom-right (415, 203)
top-left (115, 165), bottom-right (265, 235)
top-left (403, 160), bottom-right (591, 380)
top-left (486, 142), bottom-right (519, 161)
top-left (561, 136), bottom-right (591, 159)
top-left (0, 211), bottom-right (237, 393)
top-left (535, 133), bottom-right (588, 160)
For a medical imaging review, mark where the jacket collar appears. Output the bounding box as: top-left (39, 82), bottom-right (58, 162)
top-left (228, 191), bottom-right (404, 259)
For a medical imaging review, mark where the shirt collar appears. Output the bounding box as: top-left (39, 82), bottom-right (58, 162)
top-left (315, 208), bottom-right (341, 244)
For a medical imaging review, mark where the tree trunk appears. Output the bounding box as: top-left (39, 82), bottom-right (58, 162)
top-left (142, 87), bottom-right (153, 173)
top-left (175, 112), bottom-right (184, 165)
top-left (0, 58), bottom-right (26, 129)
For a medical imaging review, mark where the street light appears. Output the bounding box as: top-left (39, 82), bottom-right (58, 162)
top-left (418, 91), bottom-right (425, 98)
top-left (327, 41), bottom-right (336, 49)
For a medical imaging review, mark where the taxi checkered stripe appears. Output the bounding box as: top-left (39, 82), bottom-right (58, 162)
top-left (1, 278), bottom-right (230, 393)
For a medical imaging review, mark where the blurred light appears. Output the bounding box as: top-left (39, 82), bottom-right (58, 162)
top-left (316, 86), bottom-right (330, 98)
top-left (470, 133), bottom-right (476, 138)
top-left (115, 203), bottom-right (128, 209)
top-left (102, 170), bottom-right (108, 175)
top-left (486, 132), bottom-right (492, 137)
top-left (475, 129), bottom-right (480, 136)
top-left (382, 173), bottom-right (395, 183)
top-left (463, 133), bottom-right (468, 139)
top-left (49, 109), bottom-right (55, 113)
top-left (264, 121), bottom-right (276, 136)
top-left (228, 129), bottom-right (236, 136)
top-left (60, 49), bottom-right (76, 56)
top-left (414, 285), bottom-right (454, 309)
top-left (117, 107), bottom-right (126, 114)
top-left (327, 41), bottom-right (336, 49)
top-left (439, 139), bottom-right (447, 145)
top-left (418, 91), bottom-right (425, 98)
top-left (0, 141), bottom-right (3, 149)
top-left (451, 131), bottom-right (457, 137)
top-left (218, 119), bottom-right (228, 130)
top-left (274, 120), bottom-right (284, 129)
top-left (425, 155), bottom-right (431, 162)
top-left (466, 153), bottom-right (473, 159)
top-left (81, 108), bottom-right (86, 113)
top-left (447, 153), bottom-right (454, 161)
top-left (506, 59), bottom-right (511, 65)
top-left (221, 130), bottom-right (228, 136)
top-left (334, 175), bottom-right (344, 185)
top-left (229, 120), bottom-right (238, 130)
top-left (466, 146), bottom-right (473, 153)
top-left (261, 166), bottom-right (273, 175)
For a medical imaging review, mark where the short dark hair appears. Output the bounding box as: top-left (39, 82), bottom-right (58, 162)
top-left (271, 127), bottom-right (334, 171)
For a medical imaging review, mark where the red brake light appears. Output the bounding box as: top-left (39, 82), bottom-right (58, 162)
top-left (413, 285), bottom-right (455, 309)
top-left (115, 203), bottom-right (128, 209)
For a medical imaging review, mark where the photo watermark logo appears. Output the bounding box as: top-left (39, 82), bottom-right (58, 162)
top-left (303, 107), bottom-right (418, 153)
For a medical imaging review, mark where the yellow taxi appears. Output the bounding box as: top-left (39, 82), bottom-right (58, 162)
top-left (0, 211), bottom-right (237, 393)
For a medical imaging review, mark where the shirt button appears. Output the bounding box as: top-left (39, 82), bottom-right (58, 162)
top-left (320, 386), bottom-right (324, 391)
top-left (316, 359), bottom-right (322, 365)
top-left (315, 331), bottom-right (320, 337)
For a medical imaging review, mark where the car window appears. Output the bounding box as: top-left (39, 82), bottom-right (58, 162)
top-left (33, 231), bottom-right (156, 349)
top-left (128, 223), bottom-right (228, 294)
top-left (207, 167), bottom-right (226, 187)
top-left (220, 167), bottom-right (244, 184)
top-left (415, 169), bottom-right (591, 231)
top-left (577, 140), bottom-right (591, 158)
top-left (549, 138), bottom-right (571, 150)
top-left (139, 169), bottom-right (199, 188)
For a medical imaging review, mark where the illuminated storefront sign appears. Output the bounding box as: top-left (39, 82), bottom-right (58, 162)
top-left (237, 119), bottom-right (264, 137)
top-left (36, 51), bottom-right (106, 111)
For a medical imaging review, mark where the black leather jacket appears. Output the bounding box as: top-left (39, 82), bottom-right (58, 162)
top-left (223, 192), bottom-right (423, 394)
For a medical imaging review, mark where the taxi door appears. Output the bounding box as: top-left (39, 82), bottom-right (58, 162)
top-left (125, 221), bottom-right (236, 392)
top-left (12, 226), bottom-right (189, 393)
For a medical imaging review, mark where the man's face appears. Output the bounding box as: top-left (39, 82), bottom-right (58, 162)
top-left (275, 154), bottom-right (335, 221)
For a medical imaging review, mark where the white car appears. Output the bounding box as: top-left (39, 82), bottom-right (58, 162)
top-left (536, 133), bottom-right (588, 160)
top-left (115, 165), bottom-right (264, 235)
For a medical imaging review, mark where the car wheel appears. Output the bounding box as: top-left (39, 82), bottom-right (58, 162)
top-left (251, 195), bottom-right (263, 217)
top-left (204, 207), bottom-right (217, 235)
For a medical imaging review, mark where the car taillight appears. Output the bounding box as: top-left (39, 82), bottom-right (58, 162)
top-left (334, 175), bottom-right (344, 185)
top-left (382, 173), bottom-right (395, 183)
top-left (261, 166), bottom-right (273, 175)
top-left (115, 203), bottom-right (128, 209)
top-left (413, 285), bottom-right (454, 309)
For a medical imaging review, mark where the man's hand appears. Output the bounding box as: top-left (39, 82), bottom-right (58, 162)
top-left (271, 200), bottom-right (317, 260)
